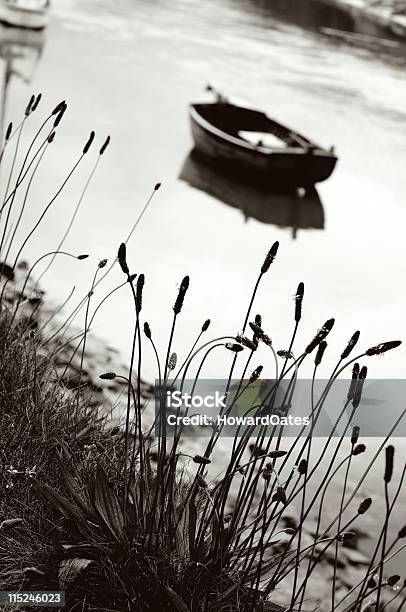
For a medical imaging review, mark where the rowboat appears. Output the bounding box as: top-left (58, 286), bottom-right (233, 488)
top-left (189, 98), bottom-right (338, 187)
top-left (179, 149), bottom-right (324, 239)
top-left (0, 0), bottom-right (50, 30)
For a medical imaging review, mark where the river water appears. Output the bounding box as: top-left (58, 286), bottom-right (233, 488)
top-left (1, 0), bottom-right (406, 383)
top-left (2, 0), bottom-right (406, 590)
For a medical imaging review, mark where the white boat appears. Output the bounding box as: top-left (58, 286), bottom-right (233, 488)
top-left (0, 0), bottom-right (50, 30)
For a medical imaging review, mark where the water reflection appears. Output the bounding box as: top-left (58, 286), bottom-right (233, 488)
top-left (0, 24), bottom-right (45, 139)
top-left (179, 149), bottom-right (324, 240)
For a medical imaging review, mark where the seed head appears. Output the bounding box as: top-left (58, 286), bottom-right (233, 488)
top-left (53, 103), bottom-right (67, 127)
top-left (168, 353), bottom-right (177, 370)
top-left (201, 319), bottom-right (210, 332)
top-left (143, 322), bottom-right (152, 339)
top-left (272, 486), bottom-right (287, 505)
top-left (118, 243), bottom-right (129, 275)
top-left (347, 363), bottom-right (360, 400)
top-left (100, 135), bottom-right (110, 155)
top-left (83, 130), bottom-right (95, 154)
top-left (267, 450), bottom-right (287, 459)
top-left (25, 94), bottom-right (35, 116)
top-left (341, 331), bottom-right (360, 360)
top-left (366, 341), bottom-right (402, 356)
top-left (252, 318), bottom-right (263, 344)
top-left (250, 365), bottom-right (263, 382)
top-left (353, 366), bottom-right (367, 408)
top-left (173, 275), bottom-right (189, 315)
top-left (358, 497), bottom-right (372, 515)
top-left (193, 455), bottom-right (211, 465)
top-left (249, 322), bottom-right (262, 336)
top-left (249, 322), bottom-right (272, 347)
top-left (98, 258), bottom-right (107, 269)
top-left (305, 318), bottom-right (335, 354)
top-left (236, 335), bottom-right (257, 351)
top-left (298, 459), bottom-right (308, 475)
top-left (295, 282), bottom-right (304, 323)
top-left (52, 100), bottom-right (66, 115)
top-left (387, 575), bottom-right (401, 587)
top-left (154, 182), bottom-right (161, 191)
top-left (352, 444), bottom-right (366, 456)
top-left (32, 93), bottom-right (42, 112)
top-left (398, 525), bottom-right (406, 538)
top-left (77, 254), bottom-right (89, 260)
top-left (384, 445), bottom-right (394, 483)
top-left (261, 241), bottom-right (279, 274)
top-left (351, 426), bottom-right (360, 445)
top-left (99, 372), bottom-right (117, 380)
top-left (48, 131), bottom-right (56, 144)
top-left (136, 274), bottom-right (145, 313)
top-left (225, 343), bottom-right (244, 353)
top-left (277, 349), bottom-right (293, 359)
top-left (5, 122), bottom-right (12, 141)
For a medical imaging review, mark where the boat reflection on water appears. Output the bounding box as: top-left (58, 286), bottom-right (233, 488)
top-left (0, 23), bottom-right (45, 139)
top-left (179, 150), bottom-right (324, 240)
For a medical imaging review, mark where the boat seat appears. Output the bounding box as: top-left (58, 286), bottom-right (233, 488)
top-left (239, 130), bottom-right (289, 149)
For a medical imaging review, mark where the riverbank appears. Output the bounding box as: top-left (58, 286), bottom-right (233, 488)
top-left (0, 261), bottom-right (153, 422)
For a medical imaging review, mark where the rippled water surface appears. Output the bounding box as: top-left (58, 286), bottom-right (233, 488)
top-left (2, 0), bottom-right (406, 382)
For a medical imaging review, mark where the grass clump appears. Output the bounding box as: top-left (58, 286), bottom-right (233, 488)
top-left (0, 309), bottom-right (121, 596)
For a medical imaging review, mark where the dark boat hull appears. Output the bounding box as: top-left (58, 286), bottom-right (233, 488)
top-left (189, 103), bottom-right (337, 187)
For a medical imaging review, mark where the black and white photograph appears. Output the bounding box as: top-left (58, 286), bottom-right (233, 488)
top-left (1, 1), bottom-right (406, 611)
